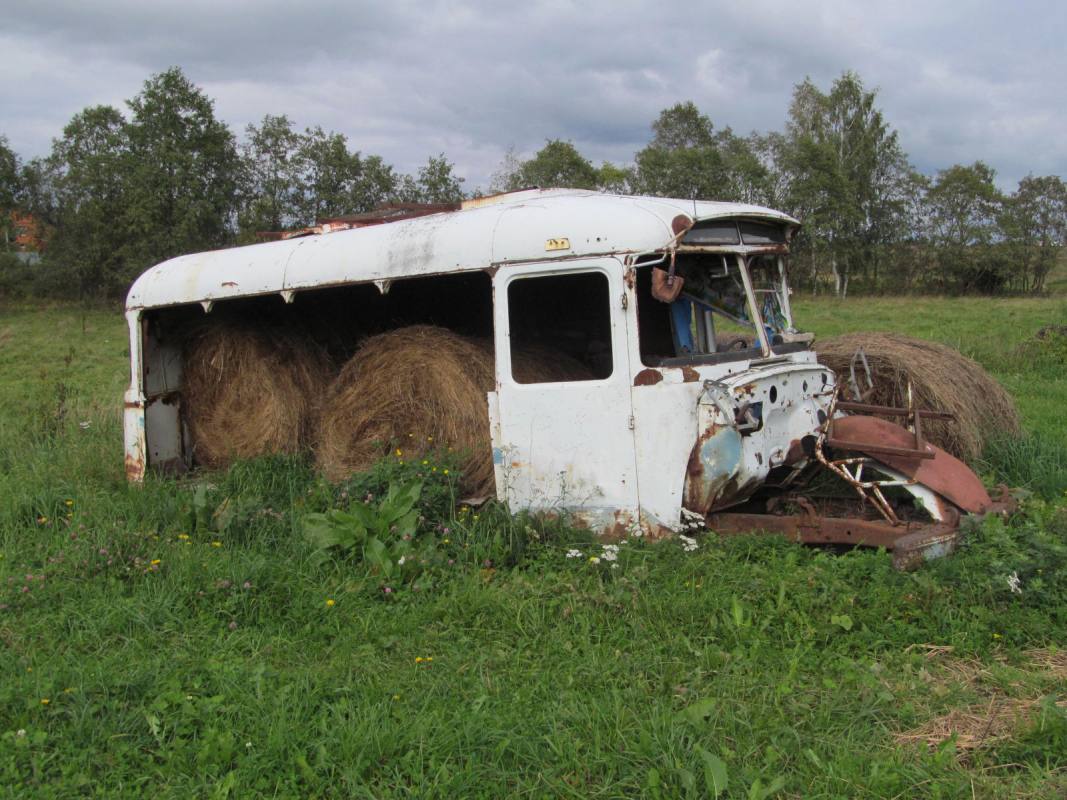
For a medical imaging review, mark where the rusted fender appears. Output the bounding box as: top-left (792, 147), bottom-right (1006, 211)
top-left (830, 416), bottom-right (992, 513)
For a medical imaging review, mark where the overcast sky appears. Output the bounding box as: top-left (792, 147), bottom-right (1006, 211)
top-left (2, 0), bottom-right (1064, 191)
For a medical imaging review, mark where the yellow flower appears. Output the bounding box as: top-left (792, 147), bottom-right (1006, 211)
top-left (40, 698), bottom-right (50, 705)
top-left (443, 469), bottom-right (449, 475)
top-left (395, 448), bottom-right (403, 456)
top-left (177, 533), bottom-right (189, 540)
top-left (442, 538), bottom-right (450, 544)
top-left (473, 515), bottom-right (480, 521)
top-left (415, 657), bottom-right (424, 663)
top-left (37, 515), bottom-right (48, 524)
top-left (392, 694), bottom-right (401, 701)
top-left (325, 599), bottom-right (336, 607)
top-left (64, 499), bottom-right (74, 507)
top-left (211, 541), bottom-right (222, 548)
top-left (431, 467), bottom-right (437, 472)
top-left (427, 436), bottom-right (433, 442)
top-left (150, 559), bottom-right (161, 566)
top-left (63, 687), bottom-right (74, 694)
top-left (421, 460), bottom-right (428, 466)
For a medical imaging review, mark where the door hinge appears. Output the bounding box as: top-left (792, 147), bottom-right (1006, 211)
top-left (628, 415), bottom-right (635, 430)
top-left (620, 292), bottom-right (629, 310)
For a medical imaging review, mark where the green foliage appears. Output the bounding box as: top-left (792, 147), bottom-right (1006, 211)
top-left (303, 481), bottom-right (423, 576)
top-left (237, 114), bottom-right (305, 237)
top-left (926, 161), bottom-right (1005, 292)
top-left (398, 154), bottom-right (465, 204)
top-left (631, 102), bottom-right (773, 205)
top-left (2, 299), bottom-right (1067, 796)
top-left (39, 105), bottom-right (130, 298)
top-left (0, 134), bottom-right (19, 246)
top-left (122, 68), bottom-right (241, 276)
top-left (515, 139), bottom-right (599, 189)
top-left (982, 433), bottom-right (1067, 500)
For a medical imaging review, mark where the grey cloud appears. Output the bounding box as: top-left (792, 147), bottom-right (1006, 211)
top-left (2, 0), bottom-right (1065, 189)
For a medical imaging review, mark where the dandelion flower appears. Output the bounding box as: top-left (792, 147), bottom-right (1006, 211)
top-left (588, 556), bottom-right (601, 565)
top-left (395, 448), bottom-right (403, 457)
top-left (40, 698), bottom-right (50, 705)
top-left (177, 533), bottom-right (189, 541)
top-left (325, 598), bottom-right (336, 607)
top-left (150, 559), bottom-right (161, 566)
top-left (415, 657), bottom-right (424, 663)
top-left (64, 499), bottom-right (74, 507)
top-left (421, 460), bottom-right (429, 466)
top-left (211, 541), bottom-right (222, 548)
top-left (392, 694), bottom-right (401, 701)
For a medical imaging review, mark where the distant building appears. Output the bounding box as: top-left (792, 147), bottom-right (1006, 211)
top-left (6, 211), bottom-right (47, 253)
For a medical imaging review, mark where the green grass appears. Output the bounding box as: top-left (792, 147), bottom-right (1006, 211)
top-left (2, 299), bottom-right (1067, 798)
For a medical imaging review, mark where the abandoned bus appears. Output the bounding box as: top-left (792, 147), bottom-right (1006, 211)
top-left (124, 189), bottom-right (1002, 566)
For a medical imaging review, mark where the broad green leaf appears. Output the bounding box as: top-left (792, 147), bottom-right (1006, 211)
top-left (695, 747), bottom-right (728, 798)
top-left (831, 614), bottom-right (853, 631)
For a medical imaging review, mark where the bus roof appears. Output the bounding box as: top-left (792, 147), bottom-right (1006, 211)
top-left (126, 188), bottom-right (799, 311)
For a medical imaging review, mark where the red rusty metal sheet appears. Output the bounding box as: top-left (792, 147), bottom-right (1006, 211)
top-left (829, 416), bottom-right (993, 513)
top-left (707, 511), bottom-right (961, 570)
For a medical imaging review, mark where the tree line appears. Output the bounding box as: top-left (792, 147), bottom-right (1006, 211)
top-left (1, 67), bottom-right (1064, 299)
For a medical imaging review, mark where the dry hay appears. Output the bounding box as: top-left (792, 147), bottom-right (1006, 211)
top-left (315, 325), bottom-right (591, 495)
top-left (814, 332), bottom-right (1020, 462)
top-left (894, 646), bottom-right (1067, 756)
top-left (894, 697), bottom-right (1063, 753)
top-left (182, 318), bottom-right (332, 468)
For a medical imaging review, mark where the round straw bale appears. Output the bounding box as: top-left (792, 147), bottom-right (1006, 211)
top-left (315, 325), bottom-right (593, 494)
top-left (814, 332), bottom-right (1020, 462)
top-left (316, 326), bottom-right (495, 493)
top-left (182, 318), bottom-right (332, 468)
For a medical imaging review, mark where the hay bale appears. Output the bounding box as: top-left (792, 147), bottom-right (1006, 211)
top-left (315, 325), bottom-right (591, 494)
top-left (182, 319), bottom-right (332, 468)
top-left (815, 332), bottom-right (1020, 462)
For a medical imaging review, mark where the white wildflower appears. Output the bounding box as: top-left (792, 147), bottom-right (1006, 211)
top-left (397, 555), bottom-right (406, 566)
top-left (601, 544), bottom-right (620, 562)
top-left (679, 534), bottom-right (699, 553)
top-left (680, 508), bottom-right (705, 532)
top-left (78, 421), bottom-right (91, 430)
top-left (565, 549), bottom-right (582, 559)
top-left (16, 729), bottom-right (26, 738)
top-left (1007, 571), bottom-right (1023, 595)
top-left (245, 741), bottom-right (253, 749)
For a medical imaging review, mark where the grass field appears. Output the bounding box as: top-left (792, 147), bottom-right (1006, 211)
top-left (1, 297), bottom-right (1066, 798)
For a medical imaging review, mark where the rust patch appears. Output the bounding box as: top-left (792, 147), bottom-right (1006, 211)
top-left (623, 268), bottom-right (635, 289)
top-left (124, 452), bottom-right (145, 482)
top-left (681, 365), bottom-right (700, 383)
top-left (221, 281), bottom-right (238, 288)
top-left (671, 214), bottom-right (693, 235)
top-left (737, 382), bottom-right (757, 397)
top-left (634, 368), bottom-right (663, 386)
